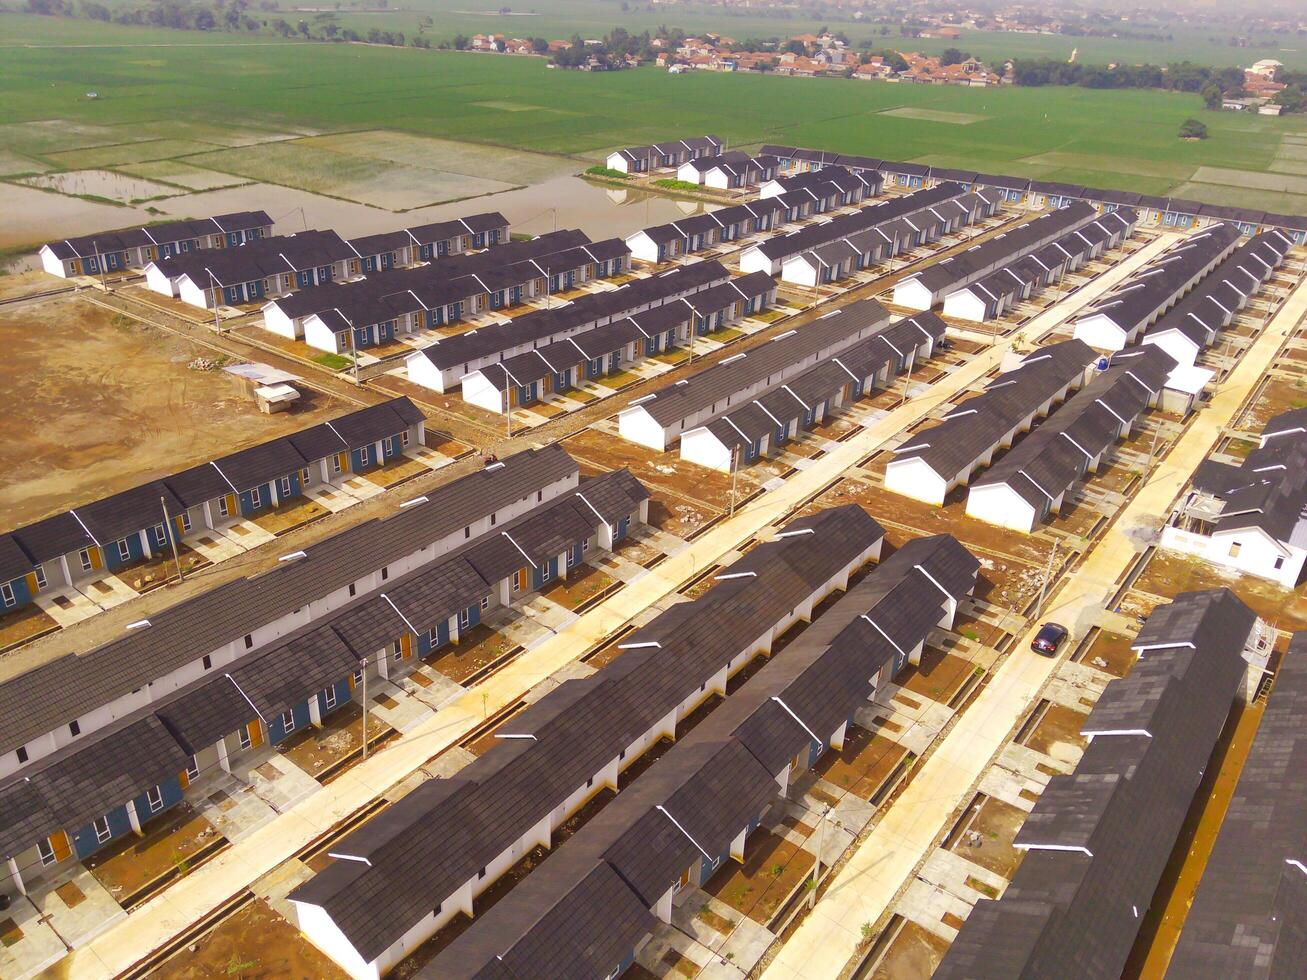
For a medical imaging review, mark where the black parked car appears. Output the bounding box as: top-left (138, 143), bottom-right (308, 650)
top-left (1031, 622), bottom-right (1068, 656)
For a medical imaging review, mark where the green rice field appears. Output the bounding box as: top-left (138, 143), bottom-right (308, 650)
top-left (2, 12), bottom-right (1307, 225)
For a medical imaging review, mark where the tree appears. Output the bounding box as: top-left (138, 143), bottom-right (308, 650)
top-left (1201, 82), bottom-right (1222, 110)
top-left (940, 47), bottom-right (964, 66)
top-left (452, 33), bottom-right (469, 50)
top-left (531, 36), bottom-right (548, 53)
top-left (1179, 118), bottom-right (1208, 139)
top-left (1275, 85), bottom-right (1306, 113)
top-left (271, 17), bottom-right (291, 36)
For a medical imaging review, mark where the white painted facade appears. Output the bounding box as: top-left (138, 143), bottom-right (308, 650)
top-left (1160, 524), bottom-right (1307, 589)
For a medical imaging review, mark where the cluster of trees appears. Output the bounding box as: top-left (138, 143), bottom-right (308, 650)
top-left (1011, 57), bottom-right (1304, 114)
top-left (550, 27), bottom-right (663, 68)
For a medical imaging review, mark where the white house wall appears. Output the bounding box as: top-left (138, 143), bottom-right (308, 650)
top-left (965, 483), bottom-right (1039, 532)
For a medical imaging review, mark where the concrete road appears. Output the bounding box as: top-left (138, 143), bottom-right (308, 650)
top-left (762, 269), bottom-right (1307, 980)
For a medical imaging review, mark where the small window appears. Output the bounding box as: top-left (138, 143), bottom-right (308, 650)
top-left (582, 540), bottom-right (591, 552)
top-left (202, 654), bottom-right (212, 670)
top-left (381, 567), bottom-right (389, 581)
top-left (93, 816), bottom-right (112, 844)
top-left (464, 526), bottom-right (471, 539)
top-left (480, 596), bottom-right (490, 612)
top-left (401, 431), bottom-right (410, 448)
top-left (69, 720), bottom-right (80, 737)
top-left (491, 513), bottom-right (497, 526)
top-left (0, 583), bottom-right (13, 608)
top-left (1275, 556), bottom-right (1286, 570)
top-left (512, 575), bottom-right (522, 595)
top-left (567, 549), bottom-right (577, 569)
top-left (478, 867), bottom-right (487, 880)
top-left (179, 512), bottom-right (192, 532)
top-left (434, 900), bottom-right (442, 916)
top-left (537, 490), bottom-right (543, 503)
top-left (238, 726), bottom-right (253, 750)
top-left (16, 745), bottom-right (28, 764)
top-left (353, 667), bottom-right (364, 686)
top-left (323, 686), bottom-right (337, 710)
top-left (349, 583), bottom-right (357, 597)
top-left (154, 523), bottom-right (167, 542)
top-left (459, 609), bottom-right (471, 629)
top-left (301, 468), bottom-right (311, 484)
top-left (146, 785), bottom-right (164, 813)
top-left (116, 538), bottom-right (132, 563)
top-left (244, 634), bottom-right (254, 650)
top-left (586, 777), bottom-right (593, 788)
top-left (332, 455), bottom-right (343, 475)
top-left (186, 756), bottom-right (200, 781)
top-left (280, 476), bottom-right (293, 496)
top-left (249, 486), bottom-right (262, 509)
top-left (218, 496), bottom-right (231, 517)
top-left (281, 710), bottom-right (296, 734)
top-left (359, 446), bottom-right (372, 468)
top-left (37, 838), bottom-right (56, 866)
top-left (1229, 542), bottom-right (1242, 557)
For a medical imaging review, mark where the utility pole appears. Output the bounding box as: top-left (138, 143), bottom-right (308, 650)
top-left (92, 240), bottom-right (108, 292)
top-left (348, 322), bottom-right (360, 385)
top-left (809, 804), bottom-right (831, 910)
top-left (208, 269), bottom-right (221, 335)
top-left (360, 657), bottom-right (369, 760)
top-left (159, 496), bottom-right (184, 584)
top-left (1034, 537), bottom-right (1059, 621)
top-left (729, 445), bottom-right (740, 516)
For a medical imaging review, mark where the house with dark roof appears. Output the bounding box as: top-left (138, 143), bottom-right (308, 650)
top-left (680, 313), bottom-right (945, 471)
top-left (965, 344), bottom-right (1178, 532)
top-left (942, 209), bottom-right (1138, 323)
top-left (618, 299), bottom-right (891, 451)
top-left (892, 201), bottom-right (1102, 311)
top-left (1166, 630), bottom-right (1307, 979)
top-left (412, 526), bottom-right (976, 980)
top-left (144, 229), bottom-right (357, 309)
top-left (604, 135), bottom-right (723, 174)
top-left (403, 211), bottom-right (509, 260)
top-left (1072, 223), bottom-right (1243, 351)
top-left (0, 467), bottom-right (650, 897)
top-left (39, 211), bottom-right (273, 278)
top-left (936, 590), bottom-right (1267, 980)
top-left (0, 445), bottom-right (580, 794)
top-left (405, 261), bottom-right (729, 393)
top-left (1161, 406), bottom-right (1307, 587)
top-left (885, 339), bottom-right (1098, 505)
top-left (0, 398), bottom-right (425, 617)
top-left (284, 506), bottom-right (886, 978)
top-left (1141, 230), bottom-right (1292, 367)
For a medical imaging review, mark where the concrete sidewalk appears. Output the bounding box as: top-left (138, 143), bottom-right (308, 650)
top-left (763, 270), bottom-right (1307, 980)
top-left (60, 233), bottom-right (1180, 980)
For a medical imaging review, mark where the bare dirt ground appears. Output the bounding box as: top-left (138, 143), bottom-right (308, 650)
top-left (0, 294), bottom-right (345, 526)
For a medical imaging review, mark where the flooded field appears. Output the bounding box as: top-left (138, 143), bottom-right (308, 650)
top-left (19, 169), bottom-right (183, 204)
top-left (1, 169), bottom-right (712, 270)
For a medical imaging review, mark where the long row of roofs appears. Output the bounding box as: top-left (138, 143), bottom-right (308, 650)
top-left (410, 259), bottom-right (730, 378)
top-left (0, 443), bottom-right (581, 761)
top-left (759, 144), bottom-right (1307, 233)
top-left (936, 589), bottom-right (1263, 979)
top-left (0, 466), bottom-right (649, 873)
top-left (0, 397), bottom-right (423, 585)
top-left (419, 526), bottom-right (982, 979)
top-left (288, 504), bottom-right (892, 975)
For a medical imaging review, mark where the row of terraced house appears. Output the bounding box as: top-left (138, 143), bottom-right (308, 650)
top-left (0, 445), bottom-right (650, 901)
top-left (0, 398), bottom-right (425, 617)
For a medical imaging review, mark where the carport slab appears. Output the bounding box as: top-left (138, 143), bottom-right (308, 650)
top-left (27, 864), bottom-right (125, 948)
top-left (0, 895), bottom-right (68, 980)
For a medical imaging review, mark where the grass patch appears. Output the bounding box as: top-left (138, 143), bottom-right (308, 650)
top-left (314, 352), bottom-right (352, 371)
top-left (654, 178), bottom-right (704, 192)
top-left (586, 165), bottom-right (630, 179)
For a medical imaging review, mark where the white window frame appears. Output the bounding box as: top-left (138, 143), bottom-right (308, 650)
top-left (115, 537), bottom-right (132, 563)
top-left (480, 595), bottom-right (490, 612)
top-left (353, 667), bottom-right (364, 686)
top-left (33, 565), bottom-right (47, 589)
top-left (323, 686), bottom-right (337, 710)
top-left (459, 608), bottom-right (471, 629)
top-left (281, 710), bottom-right (296, 734)
top-left (280, 476), bottom-right (293, 497)
top-left (238, 726), bottom-right (253, 750)
top-left (331, 454), bottom-right (343, 475)
top-left (218, 496), bottom-right (231, 517)
top-left (179, 511), bottom-right (192, 533)
top-left (511, 573), bottom-right (522, 595)
top-left (37, 838), bottom-right (56, 866)
top-left (186, 756), bottom-right (200, 781)
top-left (249, 486), bottom-right (262, 509)
top-left (0, 582), bottom-right (13, 608)
top-left (358, 446), bottom-right (372, 468)
top-left (146, 785), bottom-right (164, 814)
top-left (401, 430), bottom-right (411, 447)
top-left (582, 539), bottom-right (591, 552)
top-left (93, 816), bottom-right (112, 844)
top-left (153, 522), bottom-right (167, 544)
top-left (540, 563), bottom-right (552, 583)
top-left (567, 549), bottom-right (577, 569)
